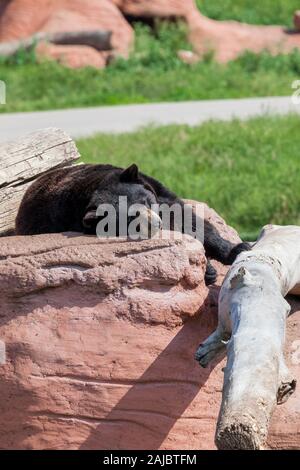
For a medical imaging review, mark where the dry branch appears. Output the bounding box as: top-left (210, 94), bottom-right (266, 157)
top-left (0, 30), bottom-right (112, 57)
top-left (195, 224), bottom-right (300, 449)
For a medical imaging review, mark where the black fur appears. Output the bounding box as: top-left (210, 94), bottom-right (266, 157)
top-left (15, 164), bottom-right (250, 284)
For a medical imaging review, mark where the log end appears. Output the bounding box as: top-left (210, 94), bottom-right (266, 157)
top-left (215, 418), bottom-right (266, 450)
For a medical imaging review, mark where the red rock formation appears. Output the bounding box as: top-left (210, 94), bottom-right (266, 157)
top-left (0, 0), bottom-right (133, 67)
top-left (0, 231), bottom-right (209, 449)
top-left (1, 0), bottom-right (299, 67)
top-left (112, 0), bottom-right (300, 63)
top-left (0, 207), bottom-right (299, 449)
top-left (188, 13), bottom-right (300, 63)
top-left (35, 43), bottom-right (107, 69)
top-left (111, 0), bottom-right (196, 19)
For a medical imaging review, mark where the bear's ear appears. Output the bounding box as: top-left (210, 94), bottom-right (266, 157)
top-left (120, 164), bottom-right (139, 183)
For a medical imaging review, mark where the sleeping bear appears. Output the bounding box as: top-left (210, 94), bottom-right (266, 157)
top-left (15, 163), bottom-right (250, 285)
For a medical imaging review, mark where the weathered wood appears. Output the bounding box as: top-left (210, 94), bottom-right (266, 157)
top-left (195, 224), bottom-right (300, 449)
top-left (0, 30), bottom-right (112, 57)
top-left (0, 127), bottom-right (80, 234)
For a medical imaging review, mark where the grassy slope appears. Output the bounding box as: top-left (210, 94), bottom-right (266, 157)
top-left (77, 115), bottom-right (300, 240)
top-left (196, 0), bottom-right (300, 26)
top-left (1, 1), bottom-right (300, 112)
top-left (197, 0), bottom-right (300, 26)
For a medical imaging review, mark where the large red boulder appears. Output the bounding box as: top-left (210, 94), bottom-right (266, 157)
top-left (35, 43), bottom-right (108, 70)
top-left (188, 13), bottom-right (300, 63)
top-left (1, 0), bottom-right (299, 66)
top-left (0, 231), bottom-right (210, 449)
top-left (112, 0), bottom-right (300, 63)
top-left (0, 0), bottom-right (133, 67)
top-left (0, 207), bottom-right (299, 449)
top-left (111, 0), bottom-right (196, 19)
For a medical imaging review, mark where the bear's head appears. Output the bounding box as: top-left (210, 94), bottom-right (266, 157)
top-left (82, 164), bottom-right (162, 239)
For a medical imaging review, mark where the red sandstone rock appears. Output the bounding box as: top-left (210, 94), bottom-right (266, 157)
top-left (0, 231), bottom-right (210, 449)
top-left (185, 200), bottom-right (242, 245)
top-left (188, 13), bottom-right (300, 63)
top-left (111, 0), bottom-right (196, 19)
top-left (0, 205), bottom-right (299, 449)
top-left (1, 0), bottom-right (299, 66)
top-left (0, 0), bottom-right (133, 67)
top-left (112, 0), bottom-right (300, 63)
top-left (36, 42), bottom-right (107, 69)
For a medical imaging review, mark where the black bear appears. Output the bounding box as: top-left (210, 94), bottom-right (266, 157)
top-left (15, 163), bottom-right (250, 284)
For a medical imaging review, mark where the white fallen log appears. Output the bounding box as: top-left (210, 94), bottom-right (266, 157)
top-left (0, 30), bottom-right (112, 57)
top-left (0, 128), bottom-right (80, 235)
top-left (195, 224), bottom-right (300, 449)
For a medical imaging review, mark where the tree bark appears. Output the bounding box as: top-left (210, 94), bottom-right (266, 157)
top-left (0, 30), bottom-right (112, 57)
top-left (195, 224), bottom-right (299, 449)
top-left (0, 128), bottom-right (80, 235)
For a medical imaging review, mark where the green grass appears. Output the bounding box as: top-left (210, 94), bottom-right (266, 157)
top-left (197, 0), bottom-right (299, 26)
top-left (77, 115), bottom-right (300, 241)
top-left (1, 5), bottom-right (300, 113)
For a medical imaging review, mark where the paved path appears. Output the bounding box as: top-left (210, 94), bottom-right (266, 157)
top-left (0, 96), bottom-right (299, 142)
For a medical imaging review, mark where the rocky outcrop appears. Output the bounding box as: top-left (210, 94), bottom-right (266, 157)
top-left (111, 0), bottom-right (196, 19)
top-left (1, 0), bottom-right (299, 68)
top-left (188, 13), bottom-right (300, 63)
top-left (0, 231), bottom-right (210, 449)
top-left (35, 43), bottom-right (108, 69)
top-left (185, 200), bottom-right (241, 245)
top-left (0, 210), bottom-right (299, 449)
top-left (0, 0), bottom-right (133, 68)
top-left (113, 0), bottom-right (300, 63)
